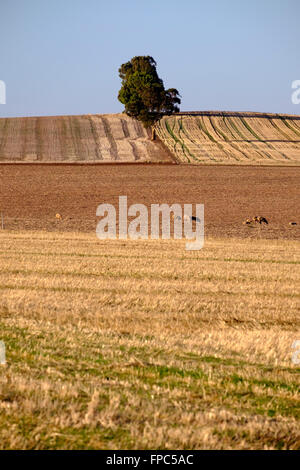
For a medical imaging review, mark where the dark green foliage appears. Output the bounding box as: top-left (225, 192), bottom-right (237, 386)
top-left (118, 56), bottom-right (181, 128)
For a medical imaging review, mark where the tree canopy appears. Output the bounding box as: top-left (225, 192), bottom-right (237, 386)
top-left (118, 56), bottom-right (181, 129)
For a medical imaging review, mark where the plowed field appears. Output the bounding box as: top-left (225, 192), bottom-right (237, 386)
top-left (0, 164), bottom-right (298, 239)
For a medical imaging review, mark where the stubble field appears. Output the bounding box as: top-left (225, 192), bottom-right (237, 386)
top-left (0, 232), bottom-right (299, 449)
top-left (156, 112), bottom-right (300, 164)
top-left (1, 111), bottom-right (300, 165)
top-left (0, 114), bottom-right (172, 163)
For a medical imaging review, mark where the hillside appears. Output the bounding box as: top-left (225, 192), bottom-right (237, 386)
top-left (156, 111), bottom-right (300, 164)
top-left (1, 111), bottom-right (300, 164)
top-left (0, 113), bottom-right (171, 163)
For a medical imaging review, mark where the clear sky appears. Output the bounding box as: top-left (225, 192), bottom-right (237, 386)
top-left (0, 0), bottom-right (299, 117)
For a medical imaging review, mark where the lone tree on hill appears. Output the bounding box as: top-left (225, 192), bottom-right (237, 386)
top-left (118, 56), bottom-right (181, 139)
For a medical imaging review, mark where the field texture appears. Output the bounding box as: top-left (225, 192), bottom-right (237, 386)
top-left (0, 113), bottom-right (171, 163)
top-left (0, 232), bottom-right (299, 449)
top-left (0, 165), bottom-right (298, 239)
top-left (1, 111), bottom-right (300, 164)
top-left (155, 112), bottom-right (300, 164)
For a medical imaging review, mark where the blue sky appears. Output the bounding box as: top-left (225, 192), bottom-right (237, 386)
top-left (0, 0), bottom-right (299, 117)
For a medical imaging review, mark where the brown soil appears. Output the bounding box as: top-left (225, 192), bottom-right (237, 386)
top-left (0, 164), bottom-right (299, 239)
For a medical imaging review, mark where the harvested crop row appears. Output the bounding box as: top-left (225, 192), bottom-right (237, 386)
top-left (0, 113), bottom-right (171, 162)
top-left (156, 113), bottom-right (300, 164)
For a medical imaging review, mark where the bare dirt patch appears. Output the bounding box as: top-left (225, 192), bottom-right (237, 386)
top-left (0, 164), bottom-right (299, 239)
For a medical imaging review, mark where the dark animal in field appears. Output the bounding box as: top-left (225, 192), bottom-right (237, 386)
top-left (172, 214), bottom-right (201, 223)
top-left (253, 216), bottom-right (268, 225)
top-left (243, 218), bottom-right (252, 225)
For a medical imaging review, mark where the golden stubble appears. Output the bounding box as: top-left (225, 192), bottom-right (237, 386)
top-left (0, 231), bottom-right (299, 449)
